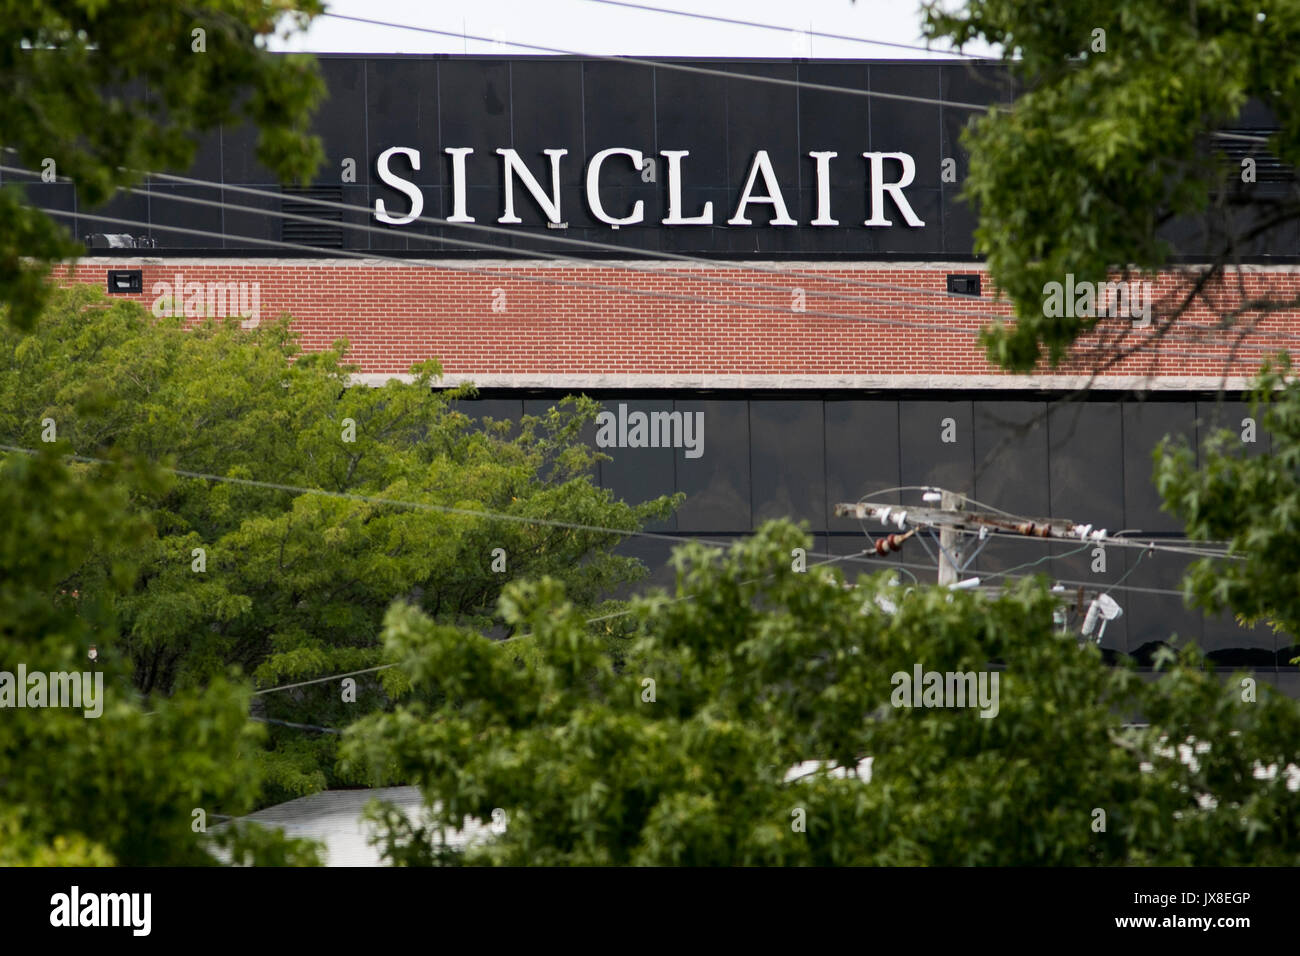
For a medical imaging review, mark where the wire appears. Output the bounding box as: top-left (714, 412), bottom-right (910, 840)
top-left (858, 492), bottom-right (1240, 560)
top-left (847, 489), bottom-right (1241, 561)
top-left (0, 441), bottom-right (904, 583)
top-left (146, 538), bottom-right (1190, 715)
top-left (940, 520), bottom-right (1240, 560)
top-left (68, 177), bottom-right (1010, 326)
top-left (319, 13), bottom-right (998, 111)
top-left (106, 178), bottom-right (1300, 358)
top-left (252, 547), bottom-right (882, 702)
top-left (39, 205), bottom-right (997, 337)
top-left (252, 664), bottom-right (397, 697)
top-left (1104, 544), bottom-right (1152, 598)
top-left (250, 716), bottom-right (342, 734)
top-left (978, 539), bottom-right (1095, 578)
top-left (1212, 131), bottom-right (1273, 144)
top-left (16, 162), bottom-right (1300, 362)
top-left (125, 161), bottom-right (1002, 308)
top-left (580, 1), bottom-right (1001, 60)
top-left (500, 546), bottom-right (879, 640)
top-left (57, 158), bottom-right (1300, 354)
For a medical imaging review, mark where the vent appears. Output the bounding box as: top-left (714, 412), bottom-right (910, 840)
top-left (86, 233), bottom-right (157, 250)
top-left (280, 186), bottom-right (345, 248)
top-left (1215, 128), bottom-right (1295, 183)
top-left (106, 269), bottom-right (142, 294)
top-left (947, 273), bottom-right (981, 297)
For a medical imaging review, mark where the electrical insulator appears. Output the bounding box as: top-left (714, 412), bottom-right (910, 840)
top-left (1081, 600), bottom-right (1101, 637)
top-left (874, 533), bottom-right (907, 555)
top-left (1015, 521), bottom-right (1054, 538)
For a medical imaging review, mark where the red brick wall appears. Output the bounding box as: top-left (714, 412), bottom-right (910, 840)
top-left (56, 259), bottom-right (1300, 383)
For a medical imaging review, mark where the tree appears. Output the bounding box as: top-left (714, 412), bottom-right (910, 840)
top-left (0, 285), bottom-right (679, 801)
top-left (1156, 359), bottom-right (1300, 664)
top-left (0, 444), bottom-right (321, 864)
top-left (0, 0), bottom-right (330, 863)
top-left (922, 2), bottom-right (1300, 676)
top-left (922, 0), bottom-right (1300, 370)
top-left (342, 521), bottom-right (1300, 865)
top-left (0, 0), bottom-right (324, 329)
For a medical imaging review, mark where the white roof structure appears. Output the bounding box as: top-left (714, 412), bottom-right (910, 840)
top-left (221, 786), bottom-right (491, 866)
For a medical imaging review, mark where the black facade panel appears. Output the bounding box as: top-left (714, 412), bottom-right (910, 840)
top-left (596, 399), bottom-right (679, 533)
top-left (1122, 548), bottom-right (1203, 662)
top-left (94, 190), bottom-right (152, 245)
top-left (437, 58), bottom-right (513, 229)
top-left (453, 397), bottom-right (524, 429)
top-left (451, 390), bottom-right (1295, 673)
top-left (824, 400), bottom-right (901, 532)
top-left (185, 127), bottom-right (226, 184)
top-left (898, 400), bottom-right (974, 494)
top-left (673, 399), bottom-right (750, 532)
top-left (147, 185), bottom-right (226, 248)
top-left (314, 58), bottom-right (368, 186)
top-left (1122, 402), bottom-right (1198, 533)
top-left (1048, 401), bottom-right (1126, 530)
top-left (973, 400), bottom-right (1050, 517)
top-left (1196, 399), bottom-right (1269, 457)
top-left (750, 400), bottom-right (825, 528)
top-left (18, 55), bottom-right (1293, 259)
top-left (510, 61), bottom-right (585, 188)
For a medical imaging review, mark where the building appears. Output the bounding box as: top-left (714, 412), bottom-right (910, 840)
top-left (27, 55), bottom-right (1300, 688)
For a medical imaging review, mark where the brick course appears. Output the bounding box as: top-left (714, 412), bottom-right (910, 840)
top-left (60, 258), bottom-right (1300, 388)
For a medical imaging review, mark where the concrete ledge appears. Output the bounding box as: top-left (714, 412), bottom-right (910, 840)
top-left (350, 372), bottom-right (1261, 391)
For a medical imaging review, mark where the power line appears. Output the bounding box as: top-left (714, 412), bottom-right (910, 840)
top-left (84, 179), bottom-right (1008, 325)
top-left (252, 548), bottom-right (877, 701)
top-left (1103, 545), bottom-right (1152, 598)
top-left (40, 205), bottom-right (995, 337)
top-left (13, 155), bottom-right (1300, 362)
top-left (37, 200), bottom-right (1300, 366)
top-left (8, 437), bottom-right (1201, 590)
top-left (126, 161), bottom-right (1000, 308)
top-left (250, 716), bottom-right (342, 734)
top-left (851, 488), bottom-right (1241, 560)
top-left (1212, 131), bottom-right (1273, 145)
top-left (242, 542), bottom-right (1189, 713)
top-left (844, 495), bottom-right (1243, 562)
top-left (4, 439), bottom-right (1194, 622)
top-left (252, 664), bottom-right (397, 697)
top-left (115, 162), bottom-right (1300, 352)
top-left (0, 441), bottom-right (898, 581)
top-left (2, 156), bottom-right (1040, 337)
top-left (580, 0), bottom-right (1000, 60)
top-left (319, 12), bottom-right (999, 112)
top-left (312, 16), bottom-right (1281, 153)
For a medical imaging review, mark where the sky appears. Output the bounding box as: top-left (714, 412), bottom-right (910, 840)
top-left (268, 0), bottom-right (1000, 59)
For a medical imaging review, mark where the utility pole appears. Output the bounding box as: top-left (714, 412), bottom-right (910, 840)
top-left (832, 489), bottom-right (1123, 634)
top-left (833, 487), bottom-right (1101, 586)
top-left (936, 490), bottom-right (966, 586)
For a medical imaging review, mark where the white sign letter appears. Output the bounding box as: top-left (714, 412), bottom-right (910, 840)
top-left (374, 146), bottom-right (424, 226)
top-left (497, 148), bottom-right (568, 224)
top-left (808, 151), bottom-right (838, 226)
top-left (728, 150), bottom-right (797, 226)
top-left (445, 147), bottom-right (475, 223)
top-left (862, 151), bottom-right (925, 227)
top-left (661, 150), bottom-right (714, 225)
top-left (586, 147), bottom-right (646, 226)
